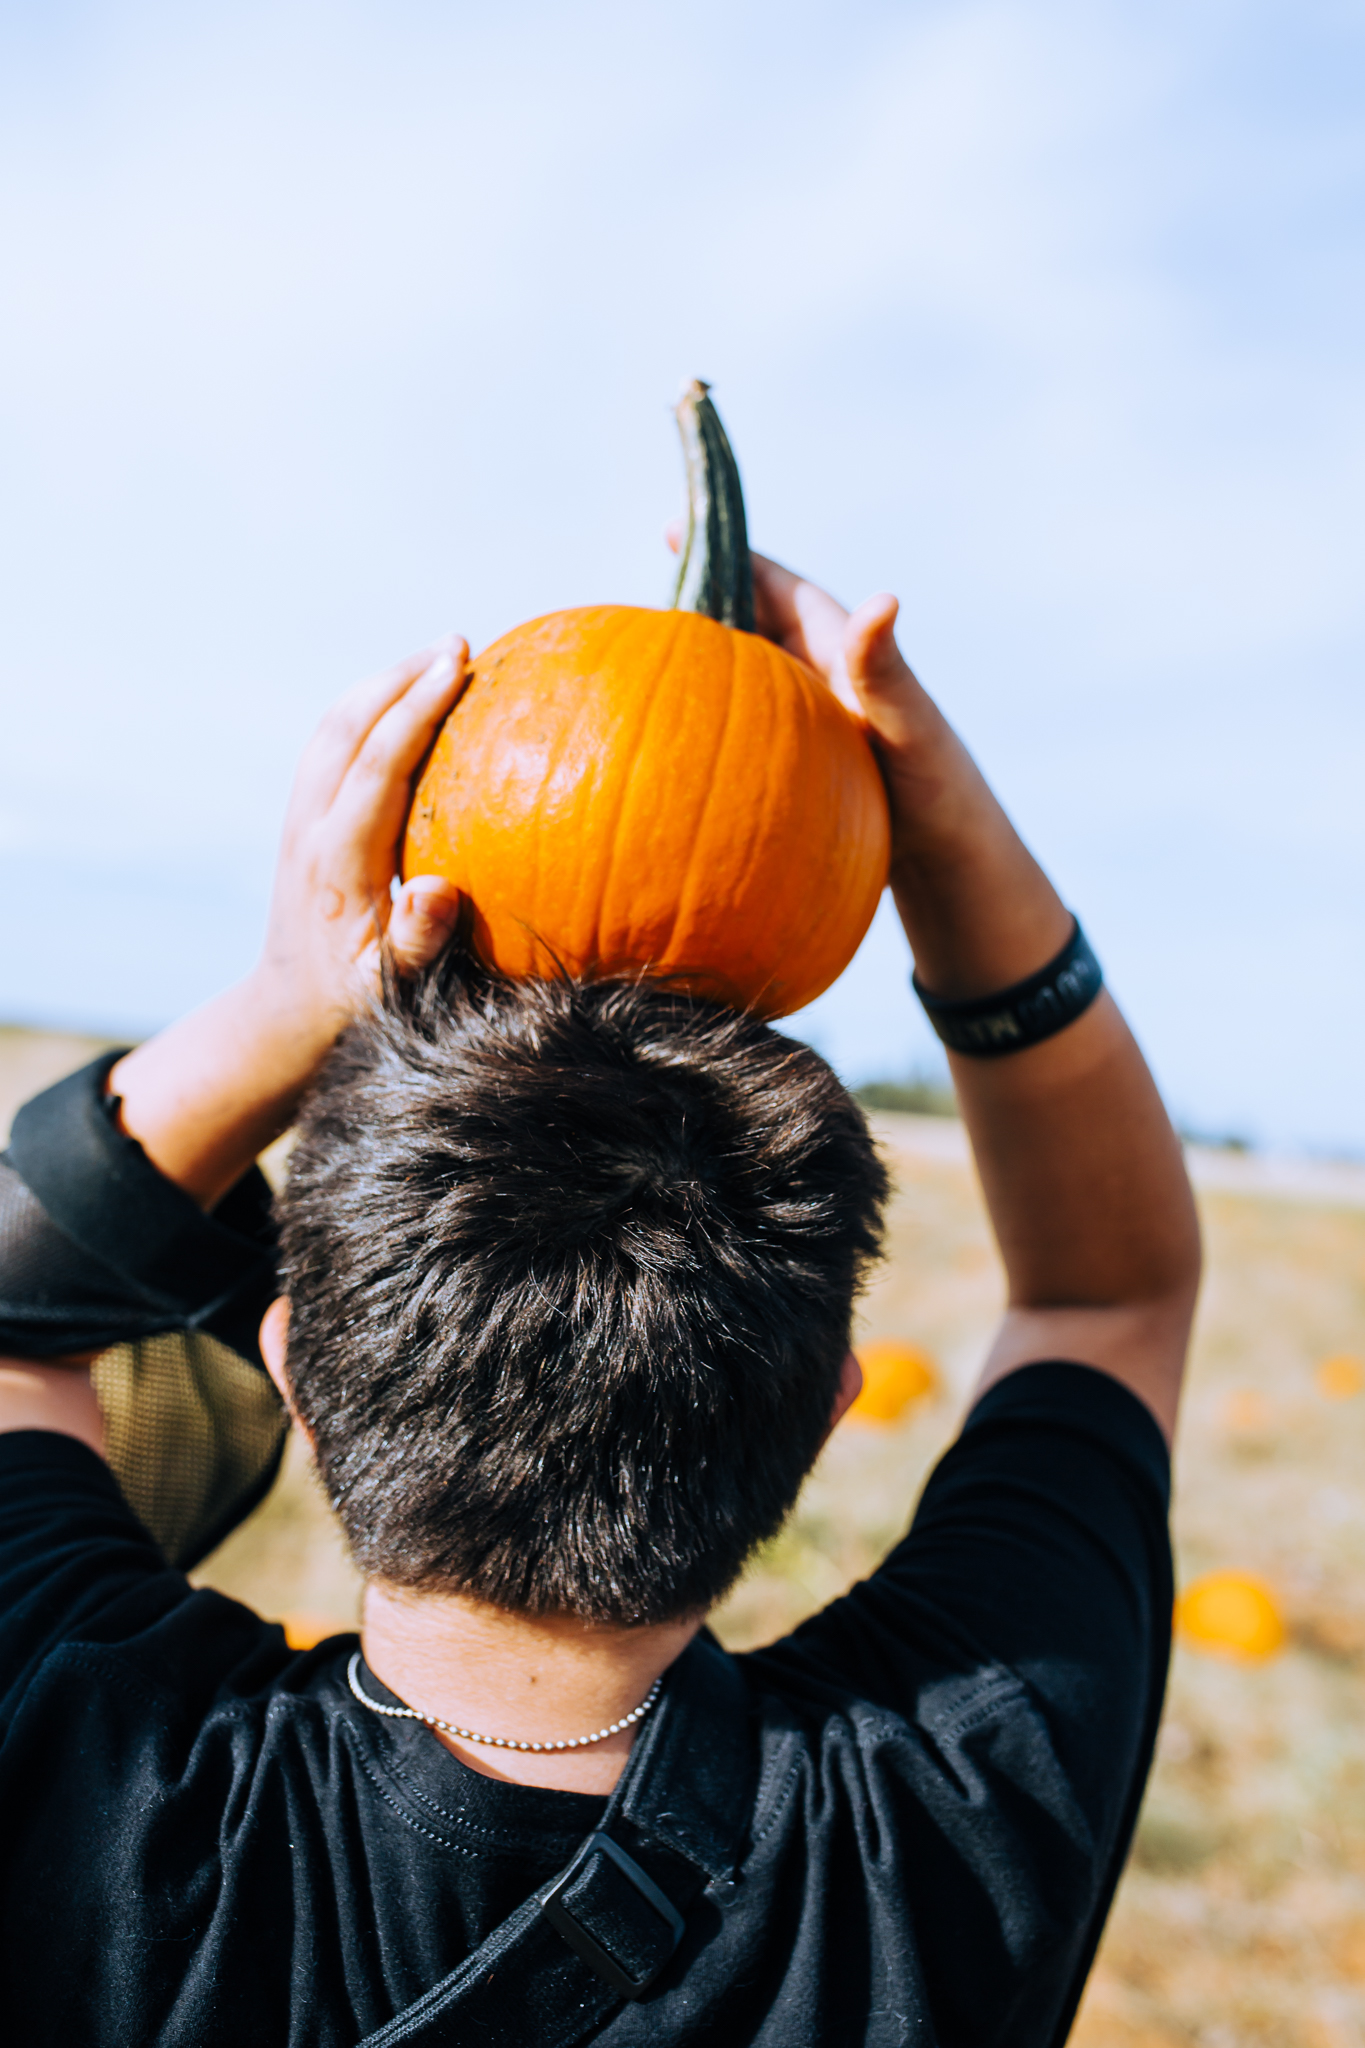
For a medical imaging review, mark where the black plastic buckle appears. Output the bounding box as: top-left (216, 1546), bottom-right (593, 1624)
top-left (538, 1830), bottom-right (686, 2000)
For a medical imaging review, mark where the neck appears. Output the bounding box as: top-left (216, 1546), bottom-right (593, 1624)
top-left (361, 1580), bottom-right (701, 1794)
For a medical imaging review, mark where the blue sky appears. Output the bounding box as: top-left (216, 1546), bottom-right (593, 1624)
top-left (1, 0), bottom-right (1362, 1149)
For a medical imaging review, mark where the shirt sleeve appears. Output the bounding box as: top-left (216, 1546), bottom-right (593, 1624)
top-left (1, 1052), bottom-right (279, 1363)
top-left (0, 1430), bottom-right (181, 1728)
top-left (0, 1057), bottom-right (287, 1567)
top-left (740, 1361), bottom-right (1172, 2048)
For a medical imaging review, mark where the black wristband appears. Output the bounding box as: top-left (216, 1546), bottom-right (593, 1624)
top-left (912, 918), bottom-right (1103, 1058)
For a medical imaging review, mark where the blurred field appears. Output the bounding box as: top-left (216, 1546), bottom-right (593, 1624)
top-left (6, 1034), bottom-right (1365, 2045)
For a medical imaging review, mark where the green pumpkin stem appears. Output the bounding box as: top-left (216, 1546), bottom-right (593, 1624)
top-left (669, 380), bottom-right (756, 633)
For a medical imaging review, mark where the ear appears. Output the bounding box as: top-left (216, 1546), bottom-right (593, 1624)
top-left (259, 1297), bottom-right (317, 1449)
top-left (828, 1349), bottom-right (864, 1433)
top-left (259, 1297), bottom-right (300, 1413)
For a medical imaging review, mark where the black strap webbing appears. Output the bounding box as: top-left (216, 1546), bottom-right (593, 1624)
top-left (355, 1632), bottom-right (752, 2048)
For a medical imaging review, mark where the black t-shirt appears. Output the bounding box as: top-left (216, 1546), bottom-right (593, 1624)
top-left (0, 1363), bottom-right (1171, 2047)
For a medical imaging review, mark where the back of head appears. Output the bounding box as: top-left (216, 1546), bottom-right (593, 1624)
top-left (279, 954), bottom-right (889, 1626)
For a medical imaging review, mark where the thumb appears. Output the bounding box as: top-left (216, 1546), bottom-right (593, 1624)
top-left (387, 876), bottom-right (463, 975)
top-left (843, 594), bottom-right (922, 744)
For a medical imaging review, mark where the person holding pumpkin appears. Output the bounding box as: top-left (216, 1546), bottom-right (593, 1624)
top-left (0, 406), bottom-right (1198, 2046)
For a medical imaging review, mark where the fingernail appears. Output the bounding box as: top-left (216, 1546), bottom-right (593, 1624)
top-left (405, 878), bottom-right (460, 923)
top-left (420, 897), bottom-right (460, 927)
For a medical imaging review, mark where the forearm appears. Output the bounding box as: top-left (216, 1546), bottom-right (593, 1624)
top-left (884, 704), bottom-right (1075, 999)
top-left (749, 557), bottom-right (1199, 1434)
top-left (951, 992), bottom-right (1198, 1300)
top-left (878, 694), bottom-right (1199, 1321)
top-left (105, 640), bottom-right (468, 1210)
top-left (108, 972), bottom-right (336, 1211)
top-left (0, 1360), bottom-right (104, 1453)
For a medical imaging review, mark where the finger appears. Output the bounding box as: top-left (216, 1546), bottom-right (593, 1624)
top-left (325, 642), bottom-right (469, 859)
top-left (349, 640), bottom-right (469, 794)
top-left (751, 553), bottom-right (851, 684)
top-left (845, 593), bottom-right (902, 676)
top-left (291, 632), bottom-right (466, 819)
top-left (665, 520), bottom-right (684, 555)
top-left (386, 877), bottom-right (463, 975)
top-left (843, 595), bottom-right (923, 740)
top-left (304, 633), bottom-right (464, 808)
top-left (750, 551), bottom-right (805, 639)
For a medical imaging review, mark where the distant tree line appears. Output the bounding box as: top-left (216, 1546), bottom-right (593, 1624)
top-left (854, 1076), bottom-right (958, 1118)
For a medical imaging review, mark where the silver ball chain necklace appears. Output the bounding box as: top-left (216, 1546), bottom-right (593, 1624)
top-left (346, 1652), bottom-right (663, 1754)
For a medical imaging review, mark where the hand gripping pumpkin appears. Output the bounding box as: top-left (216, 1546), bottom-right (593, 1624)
top-left (403, 383), bottom-right (890, 1018)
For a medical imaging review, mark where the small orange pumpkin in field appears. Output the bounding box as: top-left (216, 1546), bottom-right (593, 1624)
top-left (1316, 1354), bottom-right (1365, 1401)
top-left (403, 385), bottom-right (890, 1018)
top-left (1174, 1570), bottom-right (1285, 1661)
top-left (280, 1613), bottom-right (349, 1651)
top-left (848, 1340), bottom-right (939, 1424)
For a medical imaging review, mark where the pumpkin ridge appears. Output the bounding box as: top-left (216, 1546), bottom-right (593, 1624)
top-left (536, 606), bottom-right (622, 974)
top-left (791, 658), bottom-right (829, 954)
top-left (743, 644), bottom-right (796, 1009)
top-left (810, 667), bottom-right (876, 963)
top-left (508, 625), bottom-right (551, 971)
top-left (682, 631), bottom-right (806, 1013)
top-left (663, 618), bottom-right (747, 986)
top-left (758, 638), bottom-right (819, 1011)
top-left (599, 610), bottom-right (699, 976)
top-left (699, 636), bottom-right (785, 1006)
top-left (736, 636), bottom-right (793, 936)
top-left (528, 606), bottom-right (643, 975)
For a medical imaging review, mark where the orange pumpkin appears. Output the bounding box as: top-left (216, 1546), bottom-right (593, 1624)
top-left (402, 385), bottom-right (890, 1018)
top-left (848, 1339), bottom-right (939, 1423)
top-left (1174, 1570), bottom-right (1285, 1662)
top-left (1316, 1354), bottom-right (1365, 1401)
top-left (280, 1612), bottom-right (350, 1651)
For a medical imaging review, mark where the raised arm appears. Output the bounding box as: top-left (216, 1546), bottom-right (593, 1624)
top-left (753, 557), bottom-right (1201, 1441)
top-left (0, 637), bottom-right (471, 1451)
top-left (106, 637), bottom-right (471, 1208)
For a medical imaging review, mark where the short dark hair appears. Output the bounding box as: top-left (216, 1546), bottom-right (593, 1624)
top-left (278, 954), bottom-right (888, 1625)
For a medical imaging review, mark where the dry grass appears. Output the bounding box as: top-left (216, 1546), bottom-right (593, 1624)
top-left (1072, 1179), bottom-right (1365, 2048)
top-left (7, 1033), bottom-right (1365, 2044)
